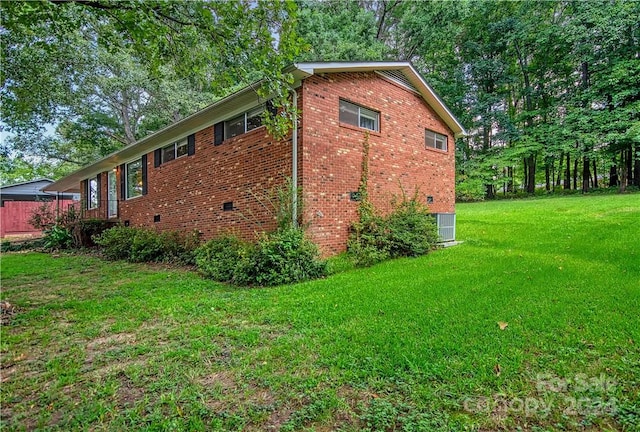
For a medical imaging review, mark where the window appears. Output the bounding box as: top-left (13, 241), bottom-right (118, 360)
top-left (162, 139), bottom-right (188, 163)
top-left (225, 113), bottom-right (245, 139)
top-left (126, 158), bottom-right (143, 199)
top-left (88, 176), bottom-right (98, 209)
top-left (339, 100), bottom-right (380, 132)
top-left (224, 105), bottom-right (265, 139)
top-left (246, 105), bottom-right (264, 132)
top-left (425, 129), bottom-right (448, 151)
top-left (155, 134), bottom-right (194, 167)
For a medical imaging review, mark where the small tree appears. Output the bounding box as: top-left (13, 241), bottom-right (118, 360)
top-left (28, 201), bottom-right (56, 230)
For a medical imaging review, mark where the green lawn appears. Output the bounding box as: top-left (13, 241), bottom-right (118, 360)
top-left (1, 194), bottom-right (639, 431)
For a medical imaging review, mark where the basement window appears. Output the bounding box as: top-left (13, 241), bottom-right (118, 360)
top-left (339, 99), bottom-right (379, 132)
top-left (425, 129), bottom-right (448, 151)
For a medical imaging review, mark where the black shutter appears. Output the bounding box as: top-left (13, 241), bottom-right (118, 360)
top-left (214, 122), bottom-right (224, 146)
top-left (187, 133), bottom-right (196, 155)
top-left (96, 173), bottom-right (101, 208)
top-left (266, 99), bottom-right (278, 116)
top-left (81, 180), bottom-right (88, 210)
top-left (120, 164), bottom-right (126, 199)
top-left (141, 154), bottom-right (148, 196)
top-left (154, 148), bottom-right (162, 168)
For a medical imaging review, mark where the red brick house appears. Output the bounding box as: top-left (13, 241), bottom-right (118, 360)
top-left (46, 62), bottom-right (465, 255)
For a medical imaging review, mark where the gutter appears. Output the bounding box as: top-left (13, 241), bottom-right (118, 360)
top-left (290, 86), bottom-right (298, 228)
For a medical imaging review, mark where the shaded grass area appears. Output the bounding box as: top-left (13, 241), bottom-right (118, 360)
top-left (1, 194), bottom-right (639, 431)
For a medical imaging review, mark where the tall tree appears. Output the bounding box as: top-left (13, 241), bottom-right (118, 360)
top-left (1, 0), bottom-right (302, 182)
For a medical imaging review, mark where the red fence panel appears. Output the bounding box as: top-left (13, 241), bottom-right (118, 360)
top-left (0, 200), bottom-right (76, 238)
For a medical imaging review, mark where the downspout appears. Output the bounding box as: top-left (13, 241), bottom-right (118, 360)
top-left (289, 86), bottom-right (298, 228)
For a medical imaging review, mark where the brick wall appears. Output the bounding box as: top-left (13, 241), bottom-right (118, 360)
top-left (300, 72), bottom-right (455, 255)
top-left (82, 122), bottom-right (294, 243)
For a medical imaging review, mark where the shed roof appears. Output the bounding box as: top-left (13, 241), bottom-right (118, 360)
top-left (1, 178), bottom-right (54, 196)
top-left (45, 62), bottom-right (466, 193)
top-left (1, 178), bottom-right (76, 202)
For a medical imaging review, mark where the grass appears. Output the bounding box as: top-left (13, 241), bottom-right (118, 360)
top-left (1, 194), bottom-right (639, 431)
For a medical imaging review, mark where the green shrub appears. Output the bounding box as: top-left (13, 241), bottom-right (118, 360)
top-left (0, 238), bottom-right (46, 253)
top-left (348, 215), bottom-right (390, 267)
top-left (94, 226), bottom-right (200, 264)
top-left (130, 228), bottom-right (166, 262)
top-left (195, 235), bottom-right (246, 281)
top-left (69, 219), bottom-right (115, 247)
top-left (158, 230), bottom-right (201, 265)
top-left (384, 199), bottom-right (439, 257)
top-left (93, 226), bottom-right (137, 260)
top-left (456, 177), bottom-right (486, 202)
top-left (234, 228), bottom-right (327, 286)
top-left (43, 225), bottom-right (73, 250)
top-left (348, 196), bottom-right (439, 267)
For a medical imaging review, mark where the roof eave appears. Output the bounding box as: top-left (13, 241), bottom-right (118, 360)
top-left (44, 83), bottom-right (266, 193)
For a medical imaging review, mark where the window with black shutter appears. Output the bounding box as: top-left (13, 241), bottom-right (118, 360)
top-left (155, 136), bottom-right (194, 167)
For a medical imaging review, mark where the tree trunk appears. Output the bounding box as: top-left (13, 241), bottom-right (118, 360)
top-left (564, 153), bottom-right (571, 189)
top-left (634, 144), bottom-right (640, 187)
top-left (620, 150), bottom-right (627, 193)
top-left (486, 184), bottom-right (495, 199)
top-left (507, 166), bottom-right (514, 192)
top-left (610, 164), bottom-right (618, 187)
top-left (556, 155), bottom-right (562, 187)
top-left (526, 155), bottom-right (536, 194)
top-left (545, 163), bottom-right (551, 191)
top-left (626, 148), bottom-right (633, 185)
top-left (592, 160), bottom-right (598, 188)
top-left (582, 156), bottom-right (590, 193)
top-left (573, 157), bottom-right (578, 190)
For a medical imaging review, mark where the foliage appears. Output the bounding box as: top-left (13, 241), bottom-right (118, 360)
top-left (93, 226), bottom-right (200, 264)
top-left (0, 238), bottom-right (45, 253)
top-left (384, 197), bottom-right (440, 257)
top-left (27, 203), bottom-right (81, 250)
top-left (234, 228), bottom-right (327, 287)
top-left (28, 202), bottom-right (79, 231)
top-left (296, 0), bottom-right (389, 61)
top-left (1, 0), bottom-right (303, 179)
top-left (27, 202), bottom-right (57, 230)
top-left (456, 176), bottom-right (486, 202)
top-left (195, 229), bottom-right (327, 287)
top-left (195, 235), bottom-right (247, 283)
top-left (68, 219), bottom-right (115, 248)
top-left (348, 196), bottom-right (439, 267)
top-left (43, 225), bottom-right (73, 250)
top-left (92, 226), bottom-right (136, 261)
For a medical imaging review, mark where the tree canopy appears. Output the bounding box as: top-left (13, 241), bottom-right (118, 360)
top-left (2, 0), bottom-right (638, 195)
top-left (1, 0), bottom-right (302, 181)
